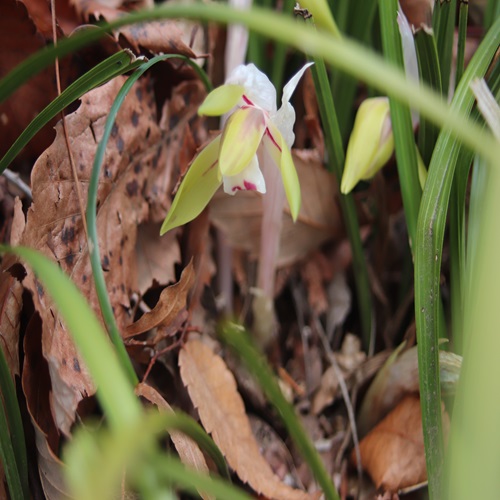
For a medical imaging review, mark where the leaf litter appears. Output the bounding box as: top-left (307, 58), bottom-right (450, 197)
top-left (0, 1), bottom-right (468, 498)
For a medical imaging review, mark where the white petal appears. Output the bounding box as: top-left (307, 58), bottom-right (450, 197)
top-left (397, 8), bottom-right (419, 126)
top-left (225, 63), bottom-right (277, 113)
top-left (272, 62), bottom-right (314, 148)
top-left (281, 62), bottom-right (314, 107)
top-left (272, 103), bottom-right (295, 148)
top-left (222, 154), bottom-right (266, 195)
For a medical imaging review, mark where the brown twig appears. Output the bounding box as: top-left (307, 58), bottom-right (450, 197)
top-left (50, 0), bottom-right (89, 241)
top-left (312, 315), bottom-right (363, 499)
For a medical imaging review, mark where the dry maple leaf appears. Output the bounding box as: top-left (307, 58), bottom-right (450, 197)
top-left (179, 338), bottom-right (318, 500)
top-left (19, 76), bottom-right (167, 436)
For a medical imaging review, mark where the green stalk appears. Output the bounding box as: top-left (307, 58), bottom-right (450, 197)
top-left (308, 42), bottom-right (373, 350)
top-left (414, 19), bottom-right (500, 498)
top-left (447, 154), bottom-right (500, 499)
top-left (0, 394), bottom-right (23, 500)
top-left (415, 29), bottom-right (442, 165)
top-left (378, 0), bottom-right (421, 249)
top-left (220, 321), bottom-right (339, 500)
top-left (0, 348), bottom-right (28, 498)
top-left (449, 61), bottom-right (500, 355)
top-left (455, 0), bottom-right (469, 86)
top-left (484, 0), bottom-right (500, 31)
top-left (0, 5), bottom-right (497, 168)
top-left (433, 0), bottom-right (457, 96)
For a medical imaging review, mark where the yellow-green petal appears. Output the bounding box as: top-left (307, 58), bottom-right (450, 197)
top-left (219, 106), bottom-right (266, 177)
top-left (160, 136), bottom-right (222, 235)
top-left (265, 122), bottom-right (301, 220)
top-left (341, 97), bottom-right (393, 194)
top-left (198, 85), bottom-right (245, 116)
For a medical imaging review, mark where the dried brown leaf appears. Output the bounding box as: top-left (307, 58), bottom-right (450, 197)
top-left (135, 222), bottom-right (180, 294)
top-left (19, 0), bottom-right (79, 38)
top-left (210, 149), bottom-right (342, 266)
top-left (135, 382), bottom-right (213, 500)
top-left (125, 260), bottom-right (195, 337)
top-left (0, 267), bottom-right (22, 378)
top-left (0, 199), bottom-right (24, 377)
top-left (33, 421), bottom-right (71, 500)
top-left (22, 316), bottom-right (69, 498)
top-left (358, 344), bottom-right (461, 437)
top-left (20, 76), bottom-right (165, 435)
top-left (179, 339), bottom-right (316, 500)
top-left (354, 395), bottom-right (449, 492)
top-left (73, 0), bottom-right (196, 58)
top-left (312, 334), bottom-right (365, 415)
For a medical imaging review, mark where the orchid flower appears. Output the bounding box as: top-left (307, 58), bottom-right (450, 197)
top-left (160, 62), bottom-right (313, 235)
top-left (340, 6), bottom-right (427, 194)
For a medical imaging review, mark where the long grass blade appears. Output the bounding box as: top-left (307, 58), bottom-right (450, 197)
top-left (378, 0), bottom-right (421, 249)
top-left (414, 17), bottom-right (500, 498)
top-left (0, 347), bottom-right (28, 498)
top-left (415, 29), bottom-right (442, 165)
top-left (433, 0), bottom-right (457, 96)
top-left (0, 350), bottom-right (26, 500)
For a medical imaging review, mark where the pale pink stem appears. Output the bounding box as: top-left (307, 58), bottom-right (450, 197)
top-left (216, 0), bottom-right (251, 315)
top-left (253, 153), bottom-right (285, 345)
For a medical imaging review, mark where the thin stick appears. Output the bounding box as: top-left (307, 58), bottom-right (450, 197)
top-left (312, 315), bottom-right (363, 494)
top-left (2, 168), bottom-right (32, 199)
top-left (50, 0), bottom-right (89, 240)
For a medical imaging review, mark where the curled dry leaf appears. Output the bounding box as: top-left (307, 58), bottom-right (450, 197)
top-left (357, 343), bottom-right (462, 437)
top-left (210, 149), bottom-right (342, 267)
top-left (354, 395), bottom-right (450, 493)
top-left (135, 382), bottom-right (213, 500)
top-left (125, 260), bottom-right (195, 338)
top-left (179, 339), bottom-right (317, 500)
top-left (23, 316), bottom-right (71, 499)
top-left (19, 76), bottom-right (167, 436)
